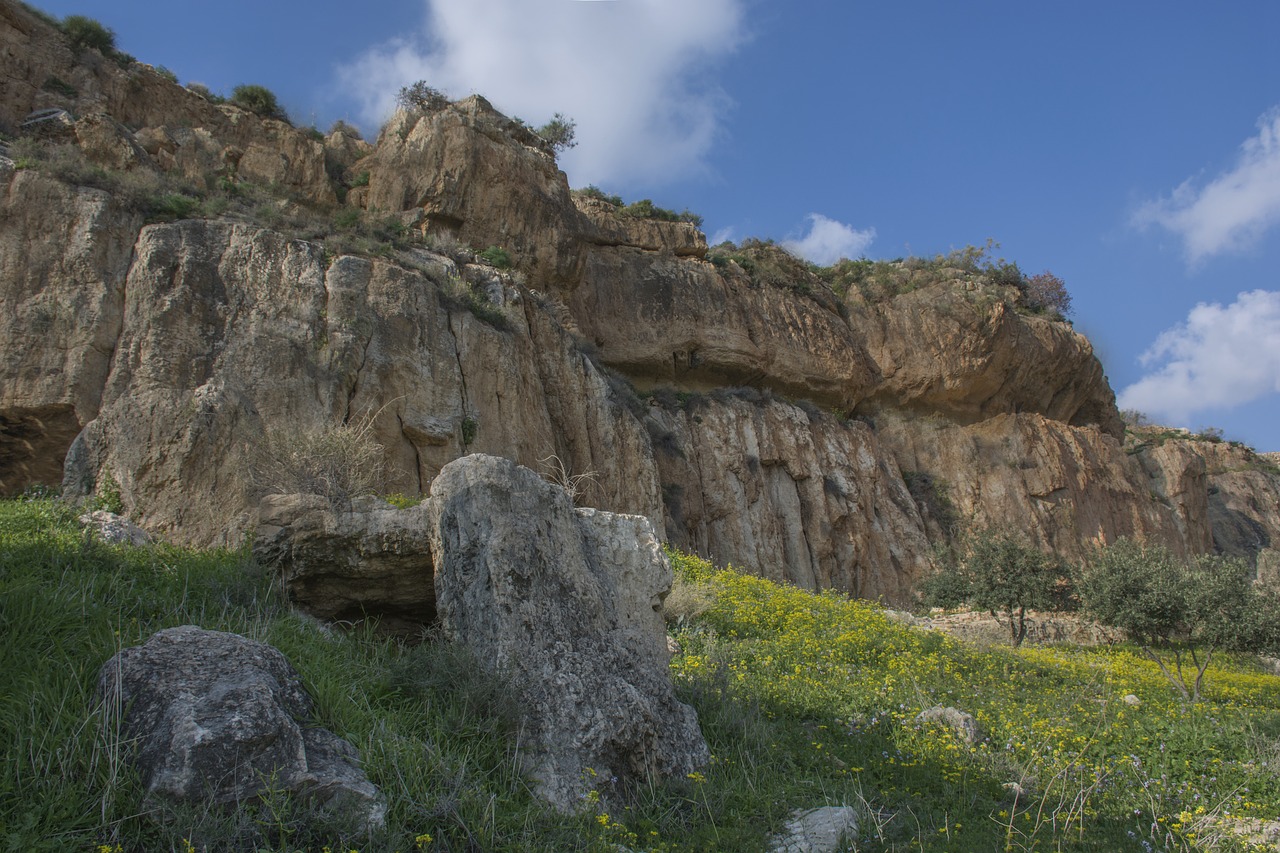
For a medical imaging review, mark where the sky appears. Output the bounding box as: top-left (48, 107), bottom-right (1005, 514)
top-left (31, 0), bottom-right (1280, 450)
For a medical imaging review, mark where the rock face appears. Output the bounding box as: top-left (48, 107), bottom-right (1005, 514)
top-left (97, 626), bottom-right (384, 829)
top-left (426, 454), bottom-right (709, 811)
top-left (253, 494), bottom-right (436, 631)
top-left (5, 0), bottom-right (1280, 604)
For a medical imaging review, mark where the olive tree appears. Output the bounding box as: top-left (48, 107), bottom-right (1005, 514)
top-left (920, 528), bottom-right (1068, 646)
top-left (1079, 539), bottom-right (1279, 702)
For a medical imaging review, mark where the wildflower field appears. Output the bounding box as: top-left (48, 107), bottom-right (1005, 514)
top-left (3, 496), bottom-right (1279, 851)
top-left (666, 551), bottom-right (1280, 851)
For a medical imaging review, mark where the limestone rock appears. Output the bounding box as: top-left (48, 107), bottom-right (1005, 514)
top-left (923, 609), bottom-right (1123, 646)
top-left (79, 509), bottom-right (152, 546)
top-left (426, 454), bottom-right (709, 811)
top-left (917, 705), bottom-right (981, 744)
top-left (847, 276), bottom-right (1122, 436)
top-left (253, 493), bottom-right (435, 630)
top-left (97, 626), bottom-right (384, 830)
top-left (769, 806), bottom-right (860, 853)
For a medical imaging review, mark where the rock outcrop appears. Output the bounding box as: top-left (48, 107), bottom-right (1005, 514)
top-left (253, 494), bottom-right (436, 631)
top-left (426, 454), bottom-right (708, 811)
top-left (4, 0), bottom-right (1279, 606)
top-left (97, 626), bottom-right (384, 830)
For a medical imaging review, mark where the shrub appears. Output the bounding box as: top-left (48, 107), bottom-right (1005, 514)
top-left (60, 14), bottom-right (115, 54)
top-left (251, 412), bottom-right (386, 507)
top-left (230, 84), bottom-right (288, 122)
top-left (477, 245), bottom-right (512, 269)
top-left (920, 528), bottom-right (1069, 646)
top-left (396, 80), bottom-right (448, 113)
top-left (1079, 539), bottom-right (1280, 701)
top-left (536, 112), bottom-right (576, 154)
top-left (152, 65), bottom-right (178, 84)
top-left (576, 185), bottom-right (623, 207)
top-left (1023, 270), bottom-right (1073, 317)
top-left (185, 82), bottom-right (225, 104)
top-left (621, 198), bottom-right (703, 227)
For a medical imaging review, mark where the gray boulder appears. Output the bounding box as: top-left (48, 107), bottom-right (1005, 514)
top-left (253, 493), bottom-right (436, 632)
top-left (769, 806), bottom-right (861, 853)
top-left (426, 453), bottom-right (709, 811)
top-left (97, 625), bottom-right (384, 830)
top-left (79, 509), bottom-right (153, 546)
top-left (917, 705), bottom-right (982, 744)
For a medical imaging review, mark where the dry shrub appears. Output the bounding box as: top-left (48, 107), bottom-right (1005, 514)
top-left (662, 572), bottom-right (716, 626)
top-left (252, 412), bottom-right (385, 505)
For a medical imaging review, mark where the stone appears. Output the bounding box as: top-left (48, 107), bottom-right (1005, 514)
top-left (917, 706), bottom-right (981, 745)
top-left (1122, 694), bottom-right (1141, 707)
top-left (253, 493), bottom-right (436, 631)
top-left (79, 509), bottom-right (152, 546)
top-left (96, 625), bottom-right (384, 830)
top-left (426, 454), bottom-right (709, 811)
top-left (768, 806), bottom-right (860, 853)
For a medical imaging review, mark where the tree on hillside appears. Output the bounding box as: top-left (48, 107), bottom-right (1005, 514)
top-left (1022, 271), bottom-right (1073, 318)
top-left (536, 113), bottom-right (577, 155)
top-left (396, 81), bottom-right (449, 113)
top-left (920, 528), bottom-right (1069, 646)
top-left (1079, 539), bottom-right (1279, 702)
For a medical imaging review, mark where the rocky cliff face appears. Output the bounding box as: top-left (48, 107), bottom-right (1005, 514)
top-left (4, 0), bottom-right (1278, 608)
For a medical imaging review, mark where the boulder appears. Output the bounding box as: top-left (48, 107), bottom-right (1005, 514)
top-left (79, 509), bottom-right (152, 546)
top-left (97, 626), bottom-right (384, 829)
top-left (253, 493), bottom-right (436, 631)
top-left (768, 806), bottom-right (861, 853)
top-left (426, 454), bottom-right (708, 811)
top-left (917, 705), bottom-right (981, 745)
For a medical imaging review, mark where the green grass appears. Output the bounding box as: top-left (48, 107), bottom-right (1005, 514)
top-left (3, 499), bottom-right (1279, 851)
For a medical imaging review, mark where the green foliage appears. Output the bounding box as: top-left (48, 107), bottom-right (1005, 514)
top-left (396, 80), bottom-right (448, 113)
top-left (1080, 539), bottom-right (1280, 702)
top-left (478, 245), bottom-right (512, 269)
top-left (42, 74), bottom-right (77, 100)
top-left (230, 84), bottom-right (288, 122)
top-left (328, 119), bottom-right (363, 139)
top-left (536, 112), bottom-right (577, 154)
top-left (152, 65), bottom-right (178, 84)
top-left (901, 470), bottom-right (959, 536)
top-left (620, 198), bottom-right (704, 228)
top-left (86, 468), bottom-right (124, 514)
top-left (60, 14), bottom-right (115, 54)
top-left (575, 185), bottom-right (623, 207)
top-left (349, 170), bottom-right (370, 187)
top-left (382, 492), bottom-right (423, 509)
top-left (460, 416), bottom-right (478, 446)
top-left (921, 528), bottom-right (1069, 646)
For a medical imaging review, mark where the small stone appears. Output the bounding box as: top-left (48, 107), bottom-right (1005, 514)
top-left (1123, 694), bottom-right (1141, 707)
top-left (768, 806), bottom-right (859, 853)
top-left (917, 705), bottom-right (981, 744)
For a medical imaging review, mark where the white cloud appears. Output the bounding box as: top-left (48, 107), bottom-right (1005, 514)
top-left (1116, 290), bottom-right (1280, 424)
top-left (783, 214), bottom-right (875, 265)
top-left (337, 0), bottom-right (745, 187)
top-left (1133, 108), bottom-right (1280, 263)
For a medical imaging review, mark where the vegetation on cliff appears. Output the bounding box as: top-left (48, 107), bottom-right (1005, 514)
top-left (4, 498), bottom-right (1279, 851)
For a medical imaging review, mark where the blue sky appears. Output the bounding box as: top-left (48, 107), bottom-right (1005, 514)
top-left (33, 0), bottom-right (1280, 450)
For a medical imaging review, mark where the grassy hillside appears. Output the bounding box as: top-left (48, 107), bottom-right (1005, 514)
top-left (2, 497), bottom-right (1278, 851)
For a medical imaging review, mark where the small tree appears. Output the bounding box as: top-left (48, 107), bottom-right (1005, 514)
top-left (1079, 539), bottom-right (1279, 702)
top-left (920, 528), bottom-right (1068, 646)
top-left (61, 15), bottom-right (115, 54)
top-left (231, 84), bottom-right (288, 122)
top-left (1023, 271), bottom-right (1073, 317)
top-left (396, 81), bottom-right (448, 113)
top-left (537, 112), bottom-right (577, 155)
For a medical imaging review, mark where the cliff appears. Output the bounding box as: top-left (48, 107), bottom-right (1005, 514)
top-left (3, 0), bottom-right (1277, 608)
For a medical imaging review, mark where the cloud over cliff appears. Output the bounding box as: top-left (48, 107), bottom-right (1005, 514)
top-left (338, 0), bottom-right (745, 187)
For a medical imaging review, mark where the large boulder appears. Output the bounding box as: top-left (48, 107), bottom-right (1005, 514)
top-left (253, 493), bottom-right (436, 631)
top-left (97, 626), bottom-right (384, 830)
top-left (426, 454), bottom-right (708, 811)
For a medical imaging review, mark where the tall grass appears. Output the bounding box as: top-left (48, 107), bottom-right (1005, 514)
top-left (3, 498), bottom-right (1279, 850)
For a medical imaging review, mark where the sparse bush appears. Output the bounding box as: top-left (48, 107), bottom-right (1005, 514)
top-left (185, 82), bottom-right (225, 104)
top-left (152, 65), bottom-right (178, 84)
top-left (327, 119), bottom-right (362, 139)
top-left (60, 14), bottom-right (115, 54)
top-left (536, 112), bottom-right (576, 155)
top-left (621, 198), bottom-right (703, 227)
top-left (1023, 270), bottom-right (1073, 317)
top-left (251, 412), bottom-right (386, 506)
top-left (230, 84), bottom-right (288, 122)
top-left (478, 245), bottom-right (512, 269)
top-left (575, 185), bottom-right (623, 207)
top-left (349, 170), bottom-right (370, 187)
top-left (396, 80), bottom-right (448, 113)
